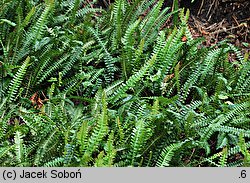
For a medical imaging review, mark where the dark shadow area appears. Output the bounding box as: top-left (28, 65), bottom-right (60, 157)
top-left (179, 0), bottom-right (249, 49)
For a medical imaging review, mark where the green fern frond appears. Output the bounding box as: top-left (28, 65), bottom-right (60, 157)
top-left (203, 141), bottom-right (250, 167)
top-left (34, 129), bottom-right (58, 166)
top-left (180, 63), bottom-right (202, 102)
top-left (76, 7), bottom-right (103, 18)
top-left (63, 143), bottom-right (75, 166)
top-left (43, 157), bottom-right (65, 167)
top-left (34, 0), bottom-right (55, 41)
top-left (126, 0), bottom-right (155, 26)
top-left (238, 134), bottom-right (250, 166)
top-left (104, 131), bottom-right (116, 166)
top-left (180, 9), bottom-right (193, 41)
top-left (140, 0), bottom-right (165, 48)
top-left (61, 48), bottom-right (82, 77)
top-left (216, 126), bottom-right (250, 138)
top-left (14, 131), bottom-right (24, 165)
top-left (156, 142), bottom-right (183, 167)
top-left (87, 26), bottom-right (116, 83)
top-left (111, 54), bottom-right (156, 104)
top-left (129, 119), bottom-right (152, 166)
top-left (8, 56), bottom-right (30, 102)
top-left (121, 19), bottom-right (141, 78)
top-left (0, 146), bottom-right (14, 164)
top-left (140, 0), bottom-right (164, 33)
top-left (219, 147), bottom-right (228, 167)
top-left (15, 1), bottom-right (55, 62)
top-left (85, 90), bottom-right (108, 155)
top-left (77, 121), bottom-right (88, 153)
top-left (112, 0), bottom-right (127, 49)
top-left (37, 54), bottom-right (70, 85)
top-left (234, 61), bottom-right (250, 95)
top-left (199, 48), bottom-right (223, 83)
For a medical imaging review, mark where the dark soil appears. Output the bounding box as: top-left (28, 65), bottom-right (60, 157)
top-left (180, 0), bottom-right (250, 49)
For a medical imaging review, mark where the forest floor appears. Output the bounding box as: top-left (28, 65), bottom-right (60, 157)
top-left (180, 0), bottom-right (249, 53)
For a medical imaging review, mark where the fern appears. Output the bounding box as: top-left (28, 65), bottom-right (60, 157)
top-left (121, 19), bottom-right (141, 79)
top-left (103, 131), bottom-right (116, 166)
top-left (15, 0), bottom-right (55, 63)
top-left (43, 157), bottom-right (65, 167)
top-left (7, 56), bottom-right (30, 102)
top-left (85, 90), bottom-right (108, 155)
top-left (112, 0), bottom-right (125, 49)
top-left (14, 131), bottom-right (24, 165)
top-left (111, 54), bottom-right (156, 104)
top-left (156, 142), bottom-right (183, 167)
top-left (219, 147), bottom-right (228, 167)
top-left (87, 26), bottom-right (116, 83)
top-left (77, 121), bottom-right (89, 154)
top-left (37, 54), bottom-right (70, 85)
top-left (238, 134), bottom-right (250, 166)
top-left (129, 119), bottom-right (152, 166)
top-left (34, 129), bottom-right (59, 166)
top-left (1, 0), bottom-right (249, 168)
top-left (234, 60), bottom-right (250, 96)
top-left (0, 146), bottom-right (14, 164)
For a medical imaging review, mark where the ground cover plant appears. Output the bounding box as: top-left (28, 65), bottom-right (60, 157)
top-left (0, 0), bottom-right (249, 167)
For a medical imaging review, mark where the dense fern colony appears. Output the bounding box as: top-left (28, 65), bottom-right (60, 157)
top-left (0, 0), bottom-right (249, 167)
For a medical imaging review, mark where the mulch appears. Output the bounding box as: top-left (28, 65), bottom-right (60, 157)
top-left (182, 0), bottom-right (250, 52)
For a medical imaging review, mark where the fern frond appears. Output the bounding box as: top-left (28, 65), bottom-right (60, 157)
top-left (129, 119), bottom-right (152, 166)
top-left (34, 128), bottom-right (58, 166)
top-left (112, 0), bottom-right (127, 49)
top-left (238, 134), bottom-right (250, 166)
top-left (43, 157), bottom-right (65, 167)
top-left (219, 147), bottom-right (228, 167)
top-left (37, 54), bottom-right (70, 85)
top-left (8, 56), bottom-right (30, 102)
top-left (111, 54), bottom-right (156, 103)
top-left (156, 142), bottom-right (183, 167)
top-left (104, 131), bottom-right (116, 166)
top-left (234, 61), bottom-right (250, 95)
top-left (0, 146), bottom-right (14, 164)
top-left (87, 26), bottom-right (116, 83)
top-left (15, 1), bottom-right (55, 62)
top-left (77, 121), bottom-right (88, 153)
top-left (14, 131), bottom-right (24, 165)
top-left (85, 90), bottom-right (108, 155)
top-left (216, 126), bottom-right (250, 138)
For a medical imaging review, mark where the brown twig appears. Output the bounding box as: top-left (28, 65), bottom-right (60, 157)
top-left (211, 23), bottom-right (247, 35)
top-left (206, 0), bottom-right (216, 19)
top-left (186, 148), bottom-right (196, 164)
top-left (232, 15), bottom-right (240, 26)
top-left (198, 0), bottom-right (204, 15)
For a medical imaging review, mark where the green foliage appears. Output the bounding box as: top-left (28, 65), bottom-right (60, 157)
top-left (0, 0), bottom-right (249, 167)
top-left (7, 56), bottom-right (30, 102)
top-left (157, 142), bottom-right (184, 167)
